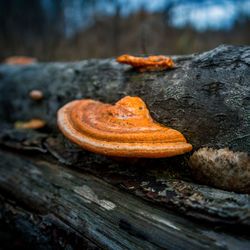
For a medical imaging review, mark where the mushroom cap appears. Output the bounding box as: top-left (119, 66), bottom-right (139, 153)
top-left (29, 90), bottom-right (43, 100)
top-left (15, 119), bottom-right (46, 130)
top-left (57, 96), bottom-right (192, 158)
top-left (116, 55), bottom-right (173, 71)
top-left (189, 147), bottom-right (250, 193)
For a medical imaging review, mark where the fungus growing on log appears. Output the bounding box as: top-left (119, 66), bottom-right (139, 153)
top-left (3, 56), bottom-right (37, 65)
top-left (29, 90), bottom-right (43, 100)
top-left (116, 55), bottom-right (173, 72)
top-left (57, 96), bottom-right (192, 158)
top-left (189, 147), bottom-right (250, 194)
top-left (14, 119), bottom-right (46, 130)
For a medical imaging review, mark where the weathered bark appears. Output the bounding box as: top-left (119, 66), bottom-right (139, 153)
top-left (0, 45), bottom-right (249, 248)
top-left (0, 194), bottom-right (98, 250)
top-left (0, 150), bottom-right (250, 250)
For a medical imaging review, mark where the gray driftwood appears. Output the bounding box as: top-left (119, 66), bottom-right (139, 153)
top-left (0, 45), bottom-right (250, 249)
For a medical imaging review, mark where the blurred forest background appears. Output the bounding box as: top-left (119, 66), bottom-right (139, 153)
top-left (0, 0), bottom-right (250, 62)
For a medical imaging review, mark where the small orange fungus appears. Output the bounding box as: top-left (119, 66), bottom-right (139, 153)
top-left (57, 96), bottom-right (192, 158)
top-left (3, 56), bottom-right (37, 65)
top-left (15, 119), bottom-right (46, 130)
top-left (116, 55), bottom-right (173, 72)
top-left (29, 90), bottom-right (43, 100)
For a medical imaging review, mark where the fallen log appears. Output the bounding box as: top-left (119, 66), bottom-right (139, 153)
top-left (0, 44), bottom-right (249, 152)
top-left (0, 150), bottom-right (249, 249)
top-left (0, 45), bottom-right (249, 248)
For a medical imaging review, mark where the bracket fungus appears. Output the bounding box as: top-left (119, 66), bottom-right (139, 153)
top-left (116, 55), bottom-right (173, 72)
top-left (189, 147), bottom-right (250, 194)
top-left (57, 96), bottom-right (192, 158)
top-left (3, 56), bottom-right (37, 65)
top-left (14, 119), bottom-right (46, 130)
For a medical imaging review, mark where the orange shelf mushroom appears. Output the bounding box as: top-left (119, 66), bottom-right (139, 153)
top-left (57, 96), bottom-right (192, 158)
top-left (15, 119), bottom-right (46, 130)
top-left (116, 55), bottom-right (173, 72)
top-left (3, 56), bottom-right (37, 65)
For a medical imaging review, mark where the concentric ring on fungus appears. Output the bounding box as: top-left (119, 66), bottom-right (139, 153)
top-left (57, 96), bottom-right (192, 158)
